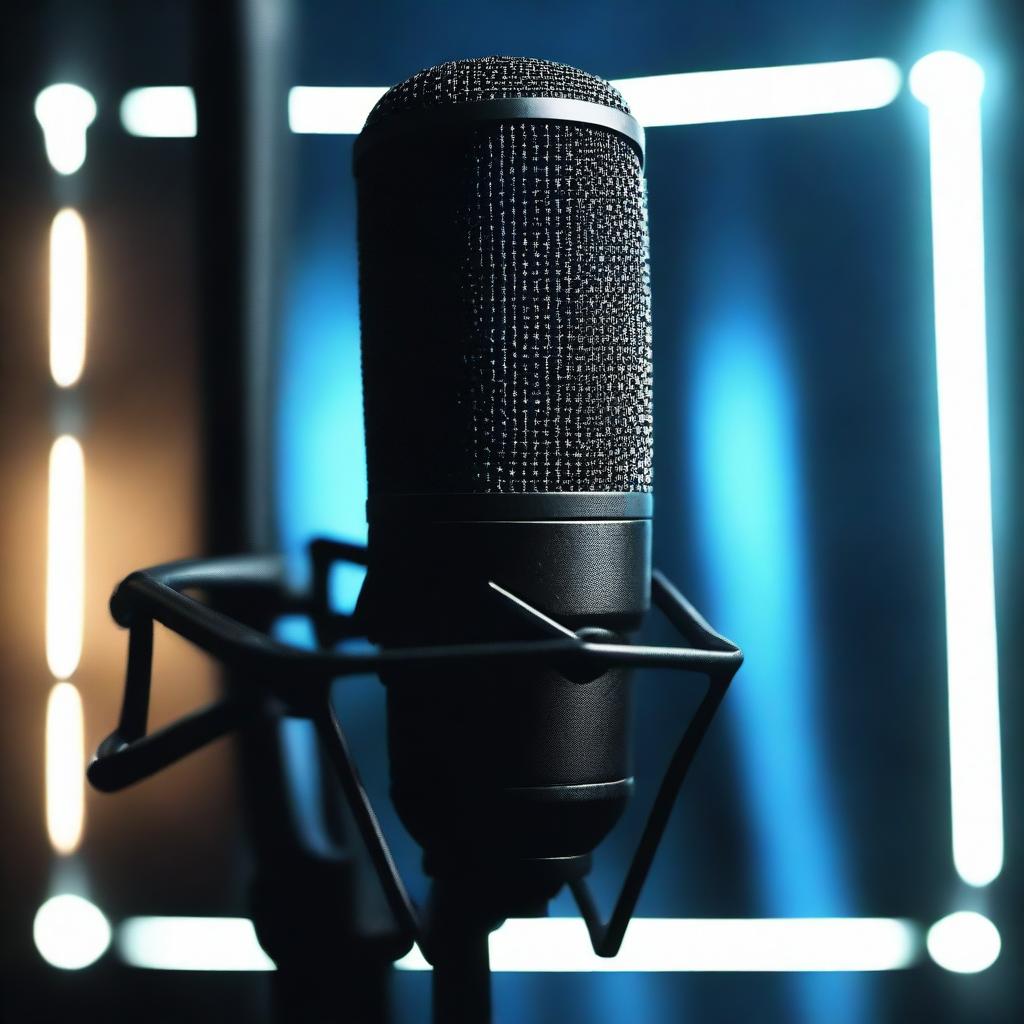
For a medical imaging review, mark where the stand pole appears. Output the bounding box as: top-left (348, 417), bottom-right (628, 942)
top-left (427, 882), bottom-right (497, 1024)
top-left (432, 927), bottom-right (492, 1024)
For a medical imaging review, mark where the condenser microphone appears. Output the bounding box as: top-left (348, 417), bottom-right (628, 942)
top-left (354, 56), bottom-right (652, 906)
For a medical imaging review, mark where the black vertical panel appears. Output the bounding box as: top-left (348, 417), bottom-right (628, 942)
top-left (193, 0), bottom-right (255, 555)
top-left (192, 3), bottom-right (394, 1019)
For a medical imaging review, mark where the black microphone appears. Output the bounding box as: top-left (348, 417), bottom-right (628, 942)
top-left (354, 56), bottom-right (652, 906)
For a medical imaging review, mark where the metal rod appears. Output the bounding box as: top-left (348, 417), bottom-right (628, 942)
top-left (117, 618), bottom-right (153, 740)
top-left (315, 700), bottom-right (423, 961)
top-left (570, 676), bottom-right (732, 956)
top-left (90, 697), bottom-right (256, 793)
top-left (430, 918), bottom-right (492, 1024)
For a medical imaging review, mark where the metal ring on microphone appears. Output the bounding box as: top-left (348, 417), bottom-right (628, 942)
top-left (353, 96), bottom-right (646, 172)
top-left (366, 491), bottom-right (654, 523)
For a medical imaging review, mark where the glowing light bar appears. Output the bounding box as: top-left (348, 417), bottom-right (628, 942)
top-left (34, 84), bottom-right (97, 175)
top-left (46, 682), bottom-right (85, 854)
top-left (34, 895), bottom-right (110, 970)
top-left (610, 58), bottom-right (901, 127)
top-left (120, 87), bottom-right (197, 138)
top-left (117, 916), bottom-right (917, 973)
top-left (909, 52), bottom-right (1003, 889)
top-left (288, 86), bottom-right (387, 134)
top-left (49, 209), bottom-right (87, 387)
top-left (283, 59), bottom-right (900, 136)
top-left (926, 911), bottom-right (1000, 973)
top-left (401, 918), bottom-right (920, 972)
top-left (119, 917), bottom-right (275, 971)
top-left (46, 435), bottom-right (85, 681)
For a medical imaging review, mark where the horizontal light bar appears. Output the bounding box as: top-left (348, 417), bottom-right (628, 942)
top-left (128, 59), bottom-right (902, 141)
top-left (34, 895), bottom-right (110, 970)
top-left (282, 58), bottom-right (900, 136)
top-left (118, 916), bottom-right (919, 973)
top-left (611, 58), bottom-right (901, 128)
top-left (46, 682), bottom-right (85, 855)
top-left (401, 917), bottom-right (920, 973)
top-left (46, 435), bottom-right (85, 681)
top-left (120, 87), bottom-right (197, 137)
top-left (910, 52), bottom-right (1003, 889)
top-left (289, 86), bottom-right (387, 134)
top-left (34, 84), bottom-right (96, 174)
top-left (119, 917), bottom-right (275, 971)
top-left (49, 208), bottom-right (87, 387)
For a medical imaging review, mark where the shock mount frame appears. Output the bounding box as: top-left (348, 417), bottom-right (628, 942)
top-left (89, 538), bottom-right (741, 978)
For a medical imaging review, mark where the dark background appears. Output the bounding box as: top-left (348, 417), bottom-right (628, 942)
top-left (1, 1), bottom-right (1021, 1021)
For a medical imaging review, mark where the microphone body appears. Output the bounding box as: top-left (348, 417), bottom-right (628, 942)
top-left (366, 500), bottom-right (649, 874)
top-left (354, 57), bottom-right (652, 887)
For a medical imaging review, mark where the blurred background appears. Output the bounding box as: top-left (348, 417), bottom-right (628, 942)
top-left (1, 0), bottom-right (1021, 1021)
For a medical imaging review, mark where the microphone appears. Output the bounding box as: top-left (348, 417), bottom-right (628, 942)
top-left (354, 56), bottom-right (652, 906)
top-left (88, 53), bottom-right (738, 1024)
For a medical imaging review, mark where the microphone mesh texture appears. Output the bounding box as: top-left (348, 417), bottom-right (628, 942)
top-left (357, 56), bottom-right (653, 495)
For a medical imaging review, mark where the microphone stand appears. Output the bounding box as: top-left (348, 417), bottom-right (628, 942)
top-left (427, 882), bottom-right (497, 1024)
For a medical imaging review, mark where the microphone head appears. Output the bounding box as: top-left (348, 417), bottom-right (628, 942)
top-left (355, 55), bottom-right (652, 499)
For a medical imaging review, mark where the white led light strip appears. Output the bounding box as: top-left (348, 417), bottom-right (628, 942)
top-left (119, 59), bottom-right (903, 138)
top-left (42, 177), bottom-right (90, 864)
top-left (280, 58), bottom-right (901, 135)
top-left (34, 83), bottom-right (105, 972)
top-left (909, 51), bottom-right (1003, 891)
top-left (117, 915), bottom-right (920, 973)
top-left (120, 87), bottom-right (196, 137)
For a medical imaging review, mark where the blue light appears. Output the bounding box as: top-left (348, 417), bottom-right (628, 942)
top-left (272, 616), bottom-right (337, 857)
top-left (275, 209), bottom-right (369, 846)
top-left (689, 240), bottom-right (865, 1022)
top-left (276, 237), bottom-right (367, 586)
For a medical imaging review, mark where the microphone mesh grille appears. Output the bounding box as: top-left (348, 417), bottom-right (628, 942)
top-left (365, 56), bottom-right (631, 123)
top-left (357, 57), bottom-right (652, 495)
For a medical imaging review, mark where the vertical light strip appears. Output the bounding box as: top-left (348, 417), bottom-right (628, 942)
top-left (909, 52), bottom-right (1002, 888)
top-left (46, 682), bottom-right (85, 854)
top-left (40, 93), bottom-right (91, 877)
top-left (49, 209), bottom-right (87, 387)
top-left (46, 436), bottom-right (85, 681)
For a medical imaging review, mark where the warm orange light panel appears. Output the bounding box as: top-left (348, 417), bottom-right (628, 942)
top-left (46, 435), bottom-right (85, 681)
top-left (49, 209), bottom-right (87, 387)
top-left (46, 682), bottom-right (85, 855)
